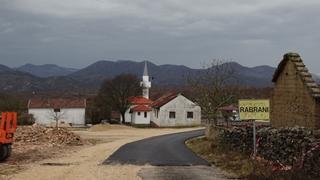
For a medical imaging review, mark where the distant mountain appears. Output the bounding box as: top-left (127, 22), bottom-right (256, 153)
top-left (0, 60), bottom-right (277, 92)
top-left (17, 64), bottom-right (78, 77)
top-left (226, 62), bottom-right (275, 87)
top-left (0, 65), bottom-right (42, 92)
top-left (0, 64), bottom-right (13, 72)
top-left (69, 60), bottom-right (195, 87)
top-left (0, 64), bottom-right (81, 92)
top-left (69, 60), bottom-right (275, 87)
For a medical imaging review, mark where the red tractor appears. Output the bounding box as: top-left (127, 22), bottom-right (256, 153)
top-left (0, 112), bottom-right (17, 162)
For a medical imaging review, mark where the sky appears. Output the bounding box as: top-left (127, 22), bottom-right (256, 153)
top-left (1, 0), bottom-right (320, 73)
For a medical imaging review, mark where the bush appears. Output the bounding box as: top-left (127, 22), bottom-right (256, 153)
top-left (18, 114), bottom-right (35, 125)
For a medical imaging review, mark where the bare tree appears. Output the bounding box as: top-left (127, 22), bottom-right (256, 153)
top-left (47, 108), bottom-right (65, 128)
top-left (188, 60), bottom-right (239, 126)
top-left (98, 74), bottom-right (141, 124)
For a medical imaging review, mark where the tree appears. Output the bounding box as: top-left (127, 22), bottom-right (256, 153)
top-left (47, 108), bottom-right (65, 128)
top-left (0, 93), bottom-right (23, 112)
top-left (188, 60), bottom-right (239, 126)
top-left (98, 74), bottom-right (141, 124)
top-left (87, 96), bottom-right (112, 125)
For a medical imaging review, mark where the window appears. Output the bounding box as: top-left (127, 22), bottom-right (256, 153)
top-left (144, 112), bottom-right (147, 118)
top-left (187, 112), bottom-right (193, 119)
top-left (54, 108), bottom-right (60, 112)
top-left (138, 112), bottom-right (141, 116)
top-left (169, 111), bottom-right (176, 119)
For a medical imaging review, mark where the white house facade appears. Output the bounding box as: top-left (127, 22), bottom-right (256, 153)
top-left (130, 105), bottom-right (152, 125)
top-left (123, 96), bottom-right (153, 125)
top-left (28, 98), bottom-right (86, 126)
top-left (151, 93), bottom-right (201, 127)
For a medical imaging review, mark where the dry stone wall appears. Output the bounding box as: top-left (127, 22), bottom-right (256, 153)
top-left (208, 126), bottom-right (320, 177)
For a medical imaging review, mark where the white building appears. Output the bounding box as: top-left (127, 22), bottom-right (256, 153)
top-left (123, 61), bottom-right (153, 125)
top-left (151, 93), bottom-right (201, 127)
top-left (123, 96), bottom-right (153, 125)
top-left (130, 104), bottom-right (152, 125)
top-left (28, 98), bottom-right (86, 126)
top-left (123, 61), bottom-right (201, 127)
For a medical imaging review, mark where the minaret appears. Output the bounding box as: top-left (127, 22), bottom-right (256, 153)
top-left (141, 61), bottom-right (151, 99)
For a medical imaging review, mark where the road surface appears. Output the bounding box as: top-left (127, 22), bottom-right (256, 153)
top-left (105, 129), bottom-right (231, 179)
top-left (104, 129), bottom-right (209, 166)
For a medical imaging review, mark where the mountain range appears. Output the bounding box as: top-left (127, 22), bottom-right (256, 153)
top-left (16, 64), bottom-right (78, 77)
top-left (0, 60), bottom-right (282, 93)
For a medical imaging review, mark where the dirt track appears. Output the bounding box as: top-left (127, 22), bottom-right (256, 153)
top-left (3, 125), bottom-right (203, 180)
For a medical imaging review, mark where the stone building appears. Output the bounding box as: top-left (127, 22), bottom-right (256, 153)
top-left (271, 53), bottom-right (320, 128)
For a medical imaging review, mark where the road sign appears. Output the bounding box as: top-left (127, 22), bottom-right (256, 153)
top-left (239, 99), bottom-right (270, 120)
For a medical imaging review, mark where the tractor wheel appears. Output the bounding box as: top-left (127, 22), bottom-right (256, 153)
top-left (0, 144), bottom-right (11, 162)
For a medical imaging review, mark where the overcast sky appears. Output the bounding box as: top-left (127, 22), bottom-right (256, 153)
top-left (1, 0), bottom-right (320, 73)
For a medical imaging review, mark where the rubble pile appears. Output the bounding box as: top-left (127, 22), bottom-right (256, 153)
top-left (14, 125), bottom-right (83, 146)
top-left (217, 126), bottom-right (320, 176)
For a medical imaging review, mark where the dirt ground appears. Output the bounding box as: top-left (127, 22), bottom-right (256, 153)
top-left (1, 125), bottom-right (203, 180)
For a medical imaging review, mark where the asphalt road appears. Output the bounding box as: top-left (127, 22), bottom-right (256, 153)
top-left (104, 129), bottom-right (210, 166)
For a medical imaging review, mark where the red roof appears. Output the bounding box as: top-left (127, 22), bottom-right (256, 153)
top-left (128, 96), bottom-right (153, 105)
top-left (28, 98), bottom-right (86, 109)
top-left (218, 104), bottom-right (238, 111)
top-left (131, 105), bottom-right (152, 112)
top-left (152, 93), bottom-right (179, 108)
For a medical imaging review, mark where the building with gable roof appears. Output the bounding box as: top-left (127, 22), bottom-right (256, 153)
top-left (28, 98), bottom-right (86, 126)
top-left (123, 96), bottom-right (153, 125)
top-left (271, 52), bottom-right (320, 128)
top-left (151, 93), bottom-right (201, 127)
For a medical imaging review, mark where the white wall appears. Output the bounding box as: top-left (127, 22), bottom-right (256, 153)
top-left (123, 108), bottom-right (132, 123)
top-left (131, 111), bottom-right (151, 125)
top-left (29, 108), bottom-right (86, 126)
top-left (151, 95), bottom-right (201, 127)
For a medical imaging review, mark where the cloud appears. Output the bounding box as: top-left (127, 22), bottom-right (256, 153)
top-left (0, 0), bottom-right (320, 73)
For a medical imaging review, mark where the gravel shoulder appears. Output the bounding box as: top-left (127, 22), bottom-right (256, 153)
top-left (3, 125), bottom-right (204, 180)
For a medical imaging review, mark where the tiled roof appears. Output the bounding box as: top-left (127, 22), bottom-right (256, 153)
top-left (128, 96), bottom-right (153, 105)
top-left (272, 53), bottom-right (320, 98)
top-left (131, 105), bottom-right (152, 112)
top-left (28, 98), bottom-right (86, 109)
top-left (152, 92), bottom-right (179, 108)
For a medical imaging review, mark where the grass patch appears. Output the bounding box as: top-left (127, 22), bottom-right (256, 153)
top-left (186, 136), bottom-right (315, 179)
top-left (186, 136), bottom-right (253, 178)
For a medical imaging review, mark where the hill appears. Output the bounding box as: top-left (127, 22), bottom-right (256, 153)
top-left (17, 64), bottom-right (78, 77)
top-left (0, 64), bottom-right (81, 92)
top-left (0, 61), bottom-right (277, 92)
top-left (69, 60), bottom-right (275, 87)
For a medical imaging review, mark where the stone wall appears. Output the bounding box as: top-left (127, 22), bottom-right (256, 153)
top-left (271, 60), bottom-right (316, 128)
top-left (207, 126), bottom-right (320, 176)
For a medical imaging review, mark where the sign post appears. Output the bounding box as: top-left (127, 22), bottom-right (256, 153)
top-left (252, 119), bottom-right (256, 158)
top-left (239, 99), bottom-right (270, 158)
